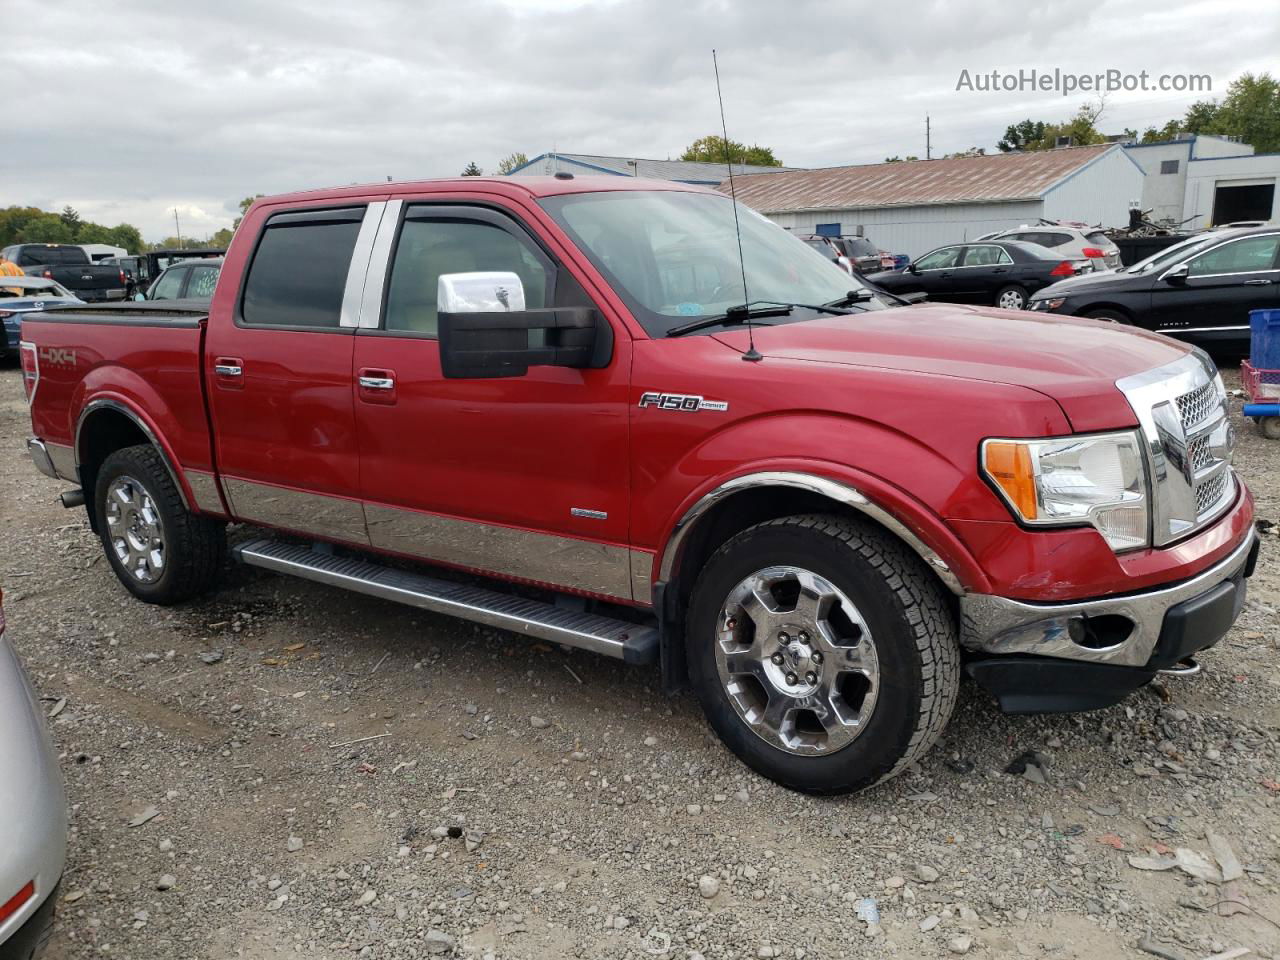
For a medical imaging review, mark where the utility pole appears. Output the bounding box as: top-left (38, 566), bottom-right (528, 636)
top-left (172, 208), bottom-right (182, 249)
top-left (926, 116), bottom-right (931, 160)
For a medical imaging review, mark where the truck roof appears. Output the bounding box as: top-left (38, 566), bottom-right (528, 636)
top-left (257, 175), bottom-right (716, 208)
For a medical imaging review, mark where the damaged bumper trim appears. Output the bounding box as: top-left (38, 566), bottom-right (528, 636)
top-left (959, 529), bottom-right (1257, 668)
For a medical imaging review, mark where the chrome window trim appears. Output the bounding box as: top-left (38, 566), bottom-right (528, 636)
top-left (962, 245), bottom-right (1014, 267)
top-left (358, 199), bottom-right (403, 329)
top-left (657, 471), bottom-right (964, 595)
top-left (74, 398), bottom-right (190, 510)
top-left (339, 201), bottom-right (388, 329)
top-left (1157, 231), bottom-right (1280, 282)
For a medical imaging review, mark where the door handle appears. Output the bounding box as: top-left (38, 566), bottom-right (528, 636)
top-left (358, 376), bottom-right (395, 390)
top-left (1243, 279), bottom-right (1273, 285)
top-left (214, 363), bottom-right (242, 377)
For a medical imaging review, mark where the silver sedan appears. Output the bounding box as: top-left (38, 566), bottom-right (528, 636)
top-left (0, 595), bottom-right (66, 959)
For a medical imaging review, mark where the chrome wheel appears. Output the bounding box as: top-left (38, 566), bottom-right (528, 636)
top-left (104, 475), bottom-right (165, 583)
top-left (997, 288), bottom-right (1025, 310)
top-left (715, 565), bottom-right (879, 755)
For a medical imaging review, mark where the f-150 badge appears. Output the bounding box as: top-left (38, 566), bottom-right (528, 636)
top-left (638, 391), bottom-right (729, 413)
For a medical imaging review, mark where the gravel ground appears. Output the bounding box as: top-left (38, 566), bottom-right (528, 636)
top-left (1, 362), bottom-right (1278, 960)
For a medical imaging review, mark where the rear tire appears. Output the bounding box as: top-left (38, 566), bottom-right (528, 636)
top-left (685, 514), bottom-right (959, 795)
top-left (1259, 416), bottom-right (1280, 440)
top-left (994, 285), bottom-right (1027, 310)
top-left (94, 444), bottom-right (225, 604)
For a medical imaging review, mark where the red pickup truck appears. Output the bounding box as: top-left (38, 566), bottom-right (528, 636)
top-left (20, 176), bottom-right (1259, 794)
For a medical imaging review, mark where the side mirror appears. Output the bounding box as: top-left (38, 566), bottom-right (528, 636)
top-left (908, 262), bottom-right (921, 274)
top-left (1163, 263), bottom-right (1190, 285)
top-left (437, 271), bottom-right (612, 379)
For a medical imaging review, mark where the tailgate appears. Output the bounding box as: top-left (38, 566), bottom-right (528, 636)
top-left (22, 306), bottom-right (214, 494)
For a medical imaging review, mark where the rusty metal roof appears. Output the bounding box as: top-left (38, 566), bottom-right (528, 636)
top-left (719, 145), bottom-right (1118, 212)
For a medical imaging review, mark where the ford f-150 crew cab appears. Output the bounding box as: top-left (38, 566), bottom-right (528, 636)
top-left (20, 176), bottom-right (1259, 794)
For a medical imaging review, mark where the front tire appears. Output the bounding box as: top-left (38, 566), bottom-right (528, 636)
top-left (95, 444), bottom-right (225, 604)
top-left (1085, 308), bottom-right (1130, 324)
top-left (686, 514), bottom-right (959, 794)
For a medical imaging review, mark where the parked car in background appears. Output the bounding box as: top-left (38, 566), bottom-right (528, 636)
top-left (106, 249), bottom-right (224, 300)
top-left (0, 588), bottom-right (67, 959)
top-left (142, 257), bottom-right (223, 302)
top-left (20, 176), bottom-right (1258, 796)
top-left (985, 225), bottom-right (1121, 272)
top-left (1, 277), bottom-right (84, 360)
top-left (864, 239), bottom-right (1087, 309)
top-left (1028, 224), bottom-right (1280, 343)
top-left (0, 244), bottom-right (127, 302)
top-left (799, 235), bottom-right (894, 275)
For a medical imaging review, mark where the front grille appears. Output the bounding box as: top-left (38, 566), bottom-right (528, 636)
top-left (1195, 470), bottom-right (1228, 515)
top-left (1117, 355), bottom-right (1235, 547)
top-left (1175, 381), bottom-right (1216, 430)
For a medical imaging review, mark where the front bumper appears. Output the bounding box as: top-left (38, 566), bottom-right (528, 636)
top-left (960, 527), bottom-right (1259, 712)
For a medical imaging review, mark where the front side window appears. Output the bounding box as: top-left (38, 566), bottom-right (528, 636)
top-left (1187, 234), bottom-right (1280, 276)
top-left (916, 247), bottom-right (962, 270)
top-left (540, 190), bottom-right (880, 337)
top-left (384, 217), bottom-right (551, 336)
top-left (241, 212), bottom-right (362, 327)
top-left (149, 267), bottom-right (186, 300)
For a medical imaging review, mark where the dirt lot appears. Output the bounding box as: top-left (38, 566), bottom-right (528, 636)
top-left (1, 362), bottom-right (1278, 960)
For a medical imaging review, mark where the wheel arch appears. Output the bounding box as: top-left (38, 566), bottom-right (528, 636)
top-left (75, 398), bottom-right (191, 529)
top-left (1078, 301), bottom-right (1135, 322)
top-left (653, 470), bottom-right (984, 693)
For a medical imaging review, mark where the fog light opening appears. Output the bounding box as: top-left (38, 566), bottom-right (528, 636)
top-left (1068, 614), bottom-right (1135, 650)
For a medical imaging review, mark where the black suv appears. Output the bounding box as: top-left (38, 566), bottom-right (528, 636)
top-left (1027, 225), bottom-right (1280, 343)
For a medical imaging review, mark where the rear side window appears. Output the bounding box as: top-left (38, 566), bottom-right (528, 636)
top-left (1085, 231), bottom-right (1112, 247)
top-left (385, 217), bottom-right (550, 337)
top-left (150, 267), bottom-right (187, 300)
top-left (242, 209), bottom-right (362, 328)
top-left (186, 264), bottom-right (220, 301)
top-left (1041, 232), bottom-right (1073, 247)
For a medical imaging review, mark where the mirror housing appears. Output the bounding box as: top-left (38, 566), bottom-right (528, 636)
top-left (907, 262), bottom-right (921, 274)
top-left (437, 270), bottom-right (611, 379)
top-left (1163, 263), bottom-right (1190, 285)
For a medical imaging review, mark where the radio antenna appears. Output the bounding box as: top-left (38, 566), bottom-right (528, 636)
top-left (713, 49), bottom-right (761, 362)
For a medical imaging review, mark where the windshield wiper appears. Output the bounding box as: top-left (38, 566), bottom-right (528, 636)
top-left (665, 302), bottom-right (795, 337)
top-left (823, 290), bottom-right (876, 308)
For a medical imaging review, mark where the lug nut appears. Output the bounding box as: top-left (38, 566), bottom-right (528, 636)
top-left (777, 632), bottom-right (790, 642)
top-left (805, 672), bottom-right (817, 684)
top-left (785, 672), bottom-right (798, 685)
top-left (725, 617), bottom-right (737, 629)
top-left (811, 652), bottom-right (823, 665)
top-left (798, 632), bottom-right (810, 644)
top-left (771, 653), bottom-right (785, 665)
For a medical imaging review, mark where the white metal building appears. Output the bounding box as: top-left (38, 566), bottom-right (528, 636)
top-left (1122, 134), bottom-right (1277, 228)
top-left (721, 145), bottom-right (1145, 258)
top-left (506, 152), bottom-right (803, 185)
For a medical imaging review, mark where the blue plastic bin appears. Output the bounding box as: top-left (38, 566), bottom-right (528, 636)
top-left (1250, 309), bottom-right (1280, 370)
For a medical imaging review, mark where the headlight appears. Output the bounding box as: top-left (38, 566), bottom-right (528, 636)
top-left (982, 431), bottom-right (1149, 551)
top-left (1030, 298), bottom-right (1065, 311)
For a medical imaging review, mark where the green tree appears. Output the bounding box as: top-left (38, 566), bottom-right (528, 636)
top-left (680, 135), bottom-right (783, 167)
top-left (461, 162), bottom-right (483, 176)
top-left (1140, 119), bottom-right (1183, 143)
top-left (1210, 73), bottom-right (1280, 152)
top-left (59, 205), bottom-right (82, 231)
top-left (1181, 99), bottom-right (1222, 135)
top-left (209, 227), bottom-right (235, 248)
top-left (496, 152), bottom-right (529, 175)
top-left (883, 155), bottom-right (919, 163)
top-left (996, 119), bottom-right (1047, 152)
top-left (106, 224), bottom-right (144, 253)
top-left (944, 147), bottom-right (986, 159)
top-left (15, 214), bottom-right (77, 244)
top-left (233, 195), bottom-right (264, 231)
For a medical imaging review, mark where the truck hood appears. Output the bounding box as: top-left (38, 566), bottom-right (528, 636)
top-left (711, 302), bottom-right (1193, 432)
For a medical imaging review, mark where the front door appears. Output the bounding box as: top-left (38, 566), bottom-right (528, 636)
top-left (909, 245), bottom-right (965, 301)
top-left (1151, 232), bottom-right (1280, 335)
top-left (205, 199), bottom-right (389, 544)
top-left (350, 199), bottom-right (635, 601)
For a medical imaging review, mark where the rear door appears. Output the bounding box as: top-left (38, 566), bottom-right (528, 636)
top-left (954, 244), bottom-right (1013, 303)
top-left (1151, 232), bottom-right (1280, 335)
top-left (348, 197), bottom-right (635, 601)
top-left (204, 199), bottom-right (389, 544)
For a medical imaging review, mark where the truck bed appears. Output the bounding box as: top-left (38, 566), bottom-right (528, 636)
top-left (22, 301), bottom-right (215, 486)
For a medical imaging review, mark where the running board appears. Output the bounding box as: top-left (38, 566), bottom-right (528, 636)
top-left (233, 538), bottom-right (658, 664)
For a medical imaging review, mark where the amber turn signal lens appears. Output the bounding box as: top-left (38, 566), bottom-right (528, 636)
top-left (984, 441), bottom-right (1038, 519)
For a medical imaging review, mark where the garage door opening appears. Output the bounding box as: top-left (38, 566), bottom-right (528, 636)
top-left (1212, 182), bottom-right (1275, 225)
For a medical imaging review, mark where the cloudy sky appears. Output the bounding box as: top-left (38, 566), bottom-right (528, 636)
top-left (7, 0), bottom-right (1276, 242)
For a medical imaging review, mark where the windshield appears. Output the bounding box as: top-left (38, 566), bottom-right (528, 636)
top-left (539, 190), bottom-right (883, 336)
top-left (1125, 234), bottom-right (1219, 274)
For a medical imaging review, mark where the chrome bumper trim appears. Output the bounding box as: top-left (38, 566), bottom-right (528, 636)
top-left (960, 529), bottom-right (1256, 667)
top-left (27, 438), bottom-right (57, 479)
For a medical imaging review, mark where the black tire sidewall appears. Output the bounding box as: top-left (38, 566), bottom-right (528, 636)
top-left (687, 521), bottom-right (927, 794)
top-left (1086, 309), bottom-right (1129, 325)
top-left (995, 285), bottom-right (1027, 310)
top-left (95, 448), bottom-right (183, 602)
